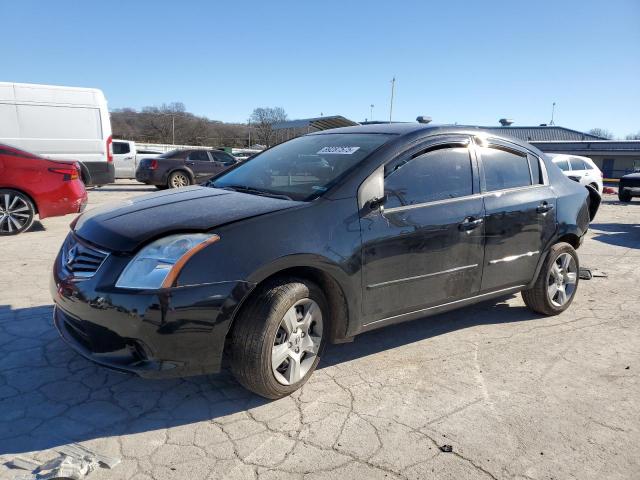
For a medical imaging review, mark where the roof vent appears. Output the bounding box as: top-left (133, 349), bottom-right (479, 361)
top-left (416, 116), bottom-right (432, 124)
top-left (499, 118), bottom-right (514, 126)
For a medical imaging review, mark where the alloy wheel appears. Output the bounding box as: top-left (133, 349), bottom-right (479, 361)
top-left (271, 298), bottom-right (323, 385)
top-left (547, 252), bottom-right (578, 307)
top-left (0, 192), bottom-right (33, 234)
top-left (170, 173), bottom-right (189, 188)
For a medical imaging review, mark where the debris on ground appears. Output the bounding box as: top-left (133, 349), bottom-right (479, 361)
top-left (439, 444), bottom-right (453, 453)
top-left (579, 267), bottom-right (593, 280)
top-left (5, 442), bottom-right (120, 479)
top-left (579, 267), bottom-right (608, 280)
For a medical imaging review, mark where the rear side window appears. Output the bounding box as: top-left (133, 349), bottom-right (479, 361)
top-left (112, 142), bottom-right (130, 154)
top-left (384, 147), bottom-right (473, 208)
top-left (569, 157), bottom-right (587, 170)
top-left (528, 154), bottom-right (543, 184)
top-left (555, 158), bottom-right (570, 171)
top-left (187, 151), bottom-right (210, 161)
top-left (481, 147), bottom-right (531, 191)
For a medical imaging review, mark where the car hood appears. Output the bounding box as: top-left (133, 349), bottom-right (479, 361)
top-left (621, 173), bottom-right (640, 180)
top-left (74, 186), bottom-right (302, 252)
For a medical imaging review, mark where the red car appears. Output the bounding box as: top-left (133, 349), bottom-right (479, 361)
top-left (0, 144), bottom-right (88, 235)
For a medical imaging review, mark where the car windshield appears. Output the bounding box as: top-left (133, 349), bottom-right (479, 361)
top-left (210, 133), bottom-right (392, 201)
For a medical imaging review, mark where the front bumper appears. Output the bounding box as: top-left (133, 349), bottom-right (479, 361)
top-left (620, 186), bottom-right (640, 196)
top-left (51, 244), bottom-right (254, 378)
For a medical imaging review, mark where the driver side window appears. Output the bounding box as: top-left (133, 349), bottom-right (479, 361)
top-left (384, 146), bottom-right (474, 209)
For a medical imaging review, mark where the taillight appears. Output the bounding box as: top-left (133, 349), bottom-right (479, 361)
top-left (106, 135), bottom-right (113, 162)
top-left (149, 159), bottom-right (158, 170)
top-left (49, 167), bottom-right (79, 181)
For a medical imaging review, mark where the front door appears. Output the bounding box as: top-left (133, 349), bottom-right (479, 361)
top-left (477, 141), bottom-right (556, 291)
top-left (360, 137), bottom-right (485, 323)
top-left (112, 141), bottom-right (134, 178)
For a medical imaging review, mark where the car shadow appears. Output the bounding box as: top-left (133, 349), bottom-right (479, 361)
top-left (0, 296), bottom-right (540, 456)
top-left (589, 222), bottom-right (640, 250)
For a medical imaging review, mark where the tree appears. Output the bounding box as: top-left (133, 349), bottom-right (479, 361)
top-left (249, 107), bottom-right (288, 148)
top-left (625, 131), bottom-right (640, 140)
top-left (588, 128), bottom-right (614, 139)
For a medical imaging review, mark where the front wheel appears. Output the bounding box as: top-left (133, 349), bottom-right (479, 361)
top-left (618, 190), bottom-right (632, 202)
top-left (522, 242), bottom-right (579, 315)
top-left (229, 277), bottom-right (327, 399)
top-left (0, 189), bottom-right (36, 235)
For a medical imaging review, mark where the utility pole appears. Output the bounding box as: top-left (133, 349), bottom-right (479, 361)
top-left (248, 119), bottom-right (251, 147)
top-left (370, 104), bottom-right (374, 121)
top-left (172, 115), bottom-right (175, 145)
top-left (550, 102), bottom-right (556, 126)
top-left (389, 77), bottom-right (396, 123)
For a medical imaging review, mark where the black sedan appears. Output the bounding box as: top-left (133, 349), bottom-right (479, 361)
top-left (618, 172), bottom-right (640, 202)
top-left (136, 149), bottom-right (238, 189)
top-left (51, 124), bottom-right (600, 399)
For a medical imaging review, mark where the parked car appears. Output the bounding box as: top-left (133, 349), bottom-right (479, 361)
top-left (618, 172), bottom-right (640, 202)
top-left (135, 149), bottom-right (238, 189)
top-left (0, 144), bottom-right (87, 235)
top-left (112, 140), bottom-right (163, 179)
top-left (548, 154), bottom-right (603, 194)
top-left (51, 124), bottom-right (599, 398)
top-left (0, 82), bottom-right (114, 186)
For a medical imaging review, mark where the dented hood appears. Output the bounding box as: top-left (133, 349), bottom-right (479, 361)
top-left (74, 186), bottom-right (301, 252)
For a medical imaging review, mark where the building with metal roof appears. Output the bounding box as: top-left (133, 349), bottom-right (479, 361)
top-left (477, 126), bottom-right (605, 142)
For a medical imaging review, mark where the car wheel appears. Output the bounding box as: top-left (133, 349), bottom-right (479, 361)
top-left (168, 171), bottom-right (191, 188)
top-left (522, 242), bottom-right (579, 316)
top-left (618, 191), bottom-right (632, 202)
top-left (0, 189), bottom-right (36, 236)
top-left (230, 277), bottom-right (328, 399)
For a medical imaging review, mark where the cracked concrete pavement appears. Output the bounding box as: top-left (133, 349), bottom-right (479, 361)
top-left (1, 181), bottom-right (639, 479)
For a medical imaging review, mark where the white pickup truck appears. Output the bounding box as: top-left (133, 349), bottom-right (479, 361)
top-left (112, 140), bottom-right (164, 179)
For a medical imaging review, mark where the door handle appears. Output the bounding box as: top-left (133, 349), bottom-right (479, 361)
top-left (124, 156), bottom-right (133, 160)
top-left (536, 202), bottom-right (554, 213)
top-left (459, 217), bottom-right (483, 231)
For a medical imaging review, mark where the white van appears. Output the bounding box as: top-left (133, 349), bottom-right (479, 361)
top-left (0, 82), bottom-right (114, 185)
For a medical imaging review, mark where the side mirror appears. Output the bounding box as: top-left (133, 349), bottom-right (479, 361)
top-left (368, 194), bottom-right (388, 211)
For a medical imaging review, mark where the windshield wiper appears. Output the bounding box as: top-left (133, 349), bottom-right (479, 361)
top-left (218, 185), bottom-right (293, 201)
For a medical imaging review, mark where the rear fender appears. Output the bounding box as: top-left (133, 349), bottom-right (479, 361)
top-left (585, 184), bottom-right (601, 221)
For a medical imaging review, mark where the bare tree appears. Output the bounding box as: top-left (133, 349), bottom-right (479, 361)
top-left (249, 107), bottom-right (288, 147)
top-left (625, 131), bottom-right (640, 140)
top-left (111, 103), bottom-right (250, 147)
top-left (588, 128), bottom-right (614, 139)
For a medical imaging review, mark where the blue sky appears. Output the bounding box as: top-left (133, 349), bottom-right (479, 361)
top-left (2, 0), bottom-right (639, 137)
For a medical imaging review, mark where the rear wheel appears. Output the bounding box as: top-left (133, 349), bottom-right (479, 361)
top-left (0, 189), bottom-right (36, 235)
top-left (168, 171), bottom-right (191, 189)
top-left (230, 277), bottom-right (327, 399)
top-left (522, 242), bottom-right (579, 315)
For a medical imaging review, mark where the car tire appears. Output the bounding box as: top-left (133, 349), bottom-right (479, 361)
top-left (0, 189), bottom-right (36, 236)
top-left (168, 171), bottom-right (192, 189)
top-left (230, 277), bottom-right (328, 399)
top-left (522, 242), bottom-right (579, 316)
top-left (618, 191), bottom-right (632, 202)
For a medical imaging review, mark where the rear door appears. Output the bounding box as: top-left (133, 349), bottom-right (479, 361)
top-left (569, 157), bottom-right (591, 187)
top-left (477, 139), bottom-right (556, 291)
top-left (185, 150), bottom-right (214, 180)
top-left (360, 136), bottom-right (485, 323)
top-left (112, 141), bottom-right (134, 178)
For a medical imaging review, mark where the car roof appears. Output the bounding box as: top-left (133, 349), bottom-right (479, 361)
top-left (308, 123), bottom-right (539, 152)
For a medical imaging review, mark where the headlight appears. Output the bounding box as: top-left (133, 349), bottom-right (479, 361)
top-left (116, 233), bottom-right (219, 289)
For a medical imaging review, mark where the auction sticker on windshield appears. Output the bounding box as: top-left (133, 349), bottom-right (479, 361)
top-left (317, 146), bottom-right (360, 155)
